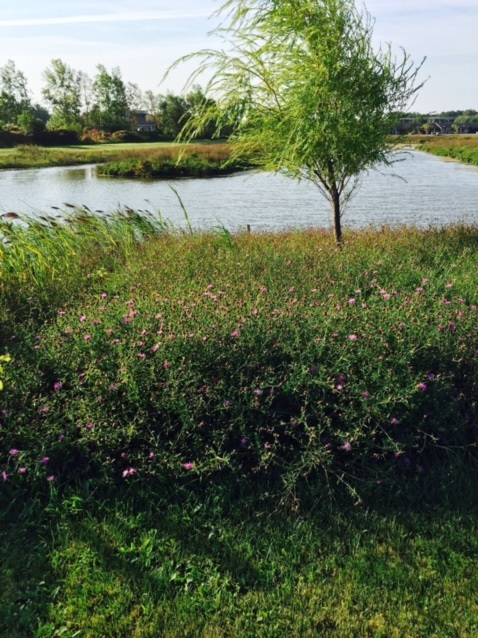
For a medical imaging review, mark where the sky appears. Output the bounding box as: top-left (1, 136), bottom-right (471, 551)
top-left (0, 0), bottom-right (477, 114)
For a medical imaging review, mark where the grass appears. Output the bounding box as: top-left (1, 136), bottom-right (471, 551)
top-left (408, 134), bottom-right (478, 166)
top-left (97, 143), bottom-right (254, 178)
top-left (1, 216), bottom-right (477, 635)
top-left (3, 493), bottom-right (478, 637)
top-left (0, 141), bottom-right (217, 170)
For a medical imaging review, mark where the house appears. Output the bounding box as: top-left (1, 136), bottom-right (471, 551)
top-left (130, 110), bottom-right (157, 132)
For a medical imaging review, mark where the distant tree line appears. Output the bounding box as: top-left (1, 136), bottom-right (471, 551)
top-left (1, 58), bottom-right (477, 146)
top-left (0, 58), bottom-right (227, 145)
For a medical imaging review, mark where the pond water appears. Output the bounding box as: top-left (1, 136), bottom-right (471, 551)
top-left (1, 150), bottom-right (478, 231)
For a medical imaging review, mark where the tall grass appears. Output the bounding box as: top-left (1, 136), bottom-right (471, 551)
top-left (0, 141), bottom-right (209, 170)
top-left (97, 143), bottom-right (254, 178)
top-left (0, 207), bottom-right (176, 326)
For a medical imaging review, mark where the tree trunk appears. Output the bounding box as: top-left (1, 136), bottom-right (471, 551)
top-left (331, 187), bottom-right (342, 246)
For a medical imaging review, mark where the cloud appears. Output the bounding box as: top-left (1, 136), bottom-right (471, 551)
top-left (0, 10), bottom-right (211, 28)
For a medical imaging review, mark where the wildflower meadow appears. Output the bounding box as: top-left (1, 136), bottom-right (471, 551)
top-left (1, 212), bottom-right (477, 635)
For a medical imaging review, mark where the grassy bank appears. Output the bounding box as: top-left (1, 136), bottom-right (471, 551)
top-left (0, 141), bottom-right (204, 170)
top-left (1, 216), bottom-right (477, 635)
top-left (97, 143), bottom-right (254, 179)
top-left (412, 135), bottom-right (478, 166)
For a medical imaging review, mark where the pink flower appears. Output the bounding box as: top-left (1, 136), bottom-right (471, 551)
top-left (163, 361), bottom-right (171, 369)
top-left (362, 391), bottom-right (370, 400)
top-left (85, 423), bottom-right (93, 431)
top-left (231, 330), bottom-right (239, 338)
top-left (418, 382), bottom-right (428, 392)
top-left (80, 315), bottom-right (87, 322)
top-left (40, 456), bottom-right (50, 465)
top-left (2, 471), bottom-right (8, 481)
top-left (183, 462), bottom-right (194, 470)
top-left (348, 334), bottom-right (358, 341)
top-left (348, 298), bottom-right (356, 306)
top-left (122, 467), bottom-right (137, 478)
top-left (260, 286), bottom-right (267, 294)
top-left (47, 475), bottom-right (56, 482)
top-left (84, 334), bottom-right (91, 342)
top-left (18, 467), bottom-right (27, 474)
top-left (9, 449), bottom-right (19, 456)
top-left (390, 418), bottom-right (399, 426)
top-left (342, 442), bottom-right (352, 452)
top-left (53, 381), bottom-right (63, 391)
top-left (138, 353), bottom-right (146, 359)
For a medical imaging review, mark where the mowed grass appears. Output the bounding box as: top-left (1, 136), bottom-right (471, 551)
top-left (3, 494), bottom-right (478, 638)
top-left (1, 217), bottom-right (477, 636)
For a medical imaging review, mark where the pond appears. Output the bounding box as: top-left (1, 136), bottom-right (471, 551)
top-left (1, 150), bottom-right (478, 231)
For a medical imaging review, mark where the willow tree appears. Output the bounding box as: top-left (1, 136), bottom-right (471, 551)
top-left (168, 0), bottom-right (425, 243)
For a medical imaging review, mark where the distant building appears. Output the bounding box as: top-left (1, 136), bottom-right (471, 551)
top-left (130, 110), bottom-right (157, 132)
